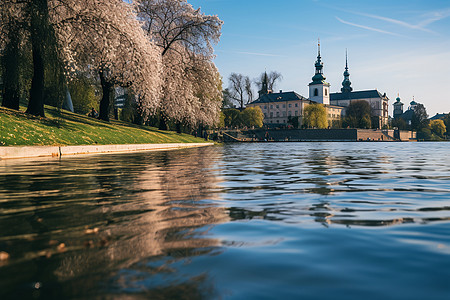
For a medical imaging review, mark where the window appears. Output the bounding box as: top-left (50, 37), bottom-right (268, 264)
top-left (283, 112), bottom-right (286, 117)
top-left (314, 88), bottom-right (318, 97)
top-left (276, 105), bottom-right (279, 108)
top-left (295, 103), bottom-right (298, 107)
top-left (325, 89), bottom-right (328, 96)
top-left (276, 112), bottom-right (280, 117)
top-left (264, 113), bottom-right (267, 118)
top-left (295, 111), bottom-right (298, 116)
top-left (270, 112), bottom-right (273, 117)
top-left (283, 104), bottom-right (286, 108)
top-left (289, 104), bottom-right (292, 108)
top-left (264, 105), bottom-right (267, 109)
top-left (270, 105), bottom-right (273, 109)
top-left (288, 111), bottom-right (292, 116)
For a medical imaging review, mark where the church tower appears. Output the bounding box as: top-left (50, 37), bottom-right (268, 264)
top-left (341, 50), bottom-right (353, 93)
top-left (258, 71), bottom-right (269, 97)
top-left (309, 40), bottom-right (330, 105)
top-left (393, 94), bottom-right (404, 118)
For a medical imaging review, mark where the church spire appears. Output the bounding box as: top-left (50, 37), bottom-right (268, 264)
top-left (311, 39), bottom-right (326, 84)
top-left (258, 71), bottom-right (269, 97)
top-left (341, 49), bottom-right (353, 93)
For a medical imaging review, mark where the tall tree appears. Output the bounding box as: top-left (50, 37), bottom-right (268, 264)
top-left (53, 0), bottom-right (162, 121)
top-left (343, 100), bottom-right (372, 129)
top-left (430, 119), bottom-right (446, 137)
top-left (1, 19), bottom-right (22, 110)
top-left (241, 107), bottom-right (263, 128)
top-left (227, 73), bottom-right (253, 109)
top-left (411, 103), bottom-right (428, 131)
top-left (135, 0), bottom-right (223, 129)
top-left (303, 103), bottom-right (327, 128)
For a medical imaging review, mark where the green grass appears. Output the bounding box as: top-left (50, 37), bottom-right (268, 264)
top-left (0, 106), bottom-right (207, 146)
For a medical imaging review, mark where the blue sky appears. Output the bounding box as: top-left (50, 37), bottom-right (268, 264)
top-left (189, 0), bottom-right (450, 116)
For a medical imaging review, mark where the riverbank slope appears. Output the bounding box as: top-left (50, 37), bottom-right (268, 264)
top-left (0, 106), bottom-right (207, 146)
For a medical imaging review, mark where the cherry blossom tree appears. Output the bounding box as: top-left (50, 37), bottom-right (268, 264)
top-left (51, 0), bottom-right (162, 121)
top-left (1, 0), bottom-right (162, 120)
top-left (135, 0), bottom-right (223, 129)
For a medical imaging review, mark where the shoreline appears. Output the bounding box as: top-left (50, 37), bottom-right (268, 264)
top-left (0, 143), bottom-right (214, 160)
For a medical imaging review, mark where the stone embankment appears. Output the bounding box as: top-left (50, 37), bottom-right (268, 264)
top-left (0, 143), bottom-right (213, 160)
top-left (217, 129), bottom-right (416, 142)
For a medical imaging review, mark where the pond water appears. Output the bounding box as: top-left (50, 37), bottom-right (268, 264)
top-left (0, 142), bottom-right (449, 299)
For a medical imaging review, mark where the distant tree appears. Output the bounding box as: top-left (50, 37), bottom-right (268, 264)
top-left (222, 88), bottom-right (234, 108)
top-left (241, 107), bottom-right (263, 128)
top-left (417, 128), bottom-right (432, 141)
top-left (255, 71), bottom-right (282, 92)
top-left (411, 103), bottom-right (428, 131)
top-left (227, 73), bottom-right (253, 109)
top-left (344, 100), bottom-right (372, 128)
top-left (392, 117), bottom-right (408, 130)
top-left (443, 114), bottom-right (450, 137)
top-left (288, 116), bottom-right (299, 128)
top-left (430, 119), bottom-right (446, 137)
top-left (304, 103), bottom-right (327, 128)
top-left (217, 111), bottom-right (225, 128)
top-left (223, 108), bottom-right (241, 127)
top-left (68, 75), bottom-right (99, 115)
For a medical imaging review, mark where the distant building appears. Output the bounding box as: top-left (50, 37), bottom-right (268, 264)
top-left (247, 43), bottom-right (343, 127)
top-left (392, 96), bottom-right (421, 125)
top-left (248, 42), bottom-right (395, 128)
top-left (330, 51), bottom-right (389, 129)
top-left (247, 89), bottom-right (311, 125)
top-left (393, 95), bottom-right (404, 119)
top-left (429, 113), bottom-right (448, 120)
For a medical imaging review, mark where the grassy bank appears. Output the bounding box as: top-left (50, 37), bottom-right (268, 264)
top-left (0, 106), bottom-right (206, 146)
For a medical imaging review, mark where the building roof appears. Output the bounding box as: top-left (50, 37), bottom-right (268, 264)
top-left (400, 109), bottom-right (414, 121)
top-left (249, 91), bottom-right (309, 104)
top-left (430, 113), bottom-right (448, 120)
top-left (330, 90), bottom-right (387, 101)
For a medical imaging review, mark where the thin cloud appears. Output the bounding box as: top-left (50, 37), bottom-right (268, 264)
top-left (355, 13), bottom-right (435, 33)
top-left (235, 51), bottom-right (285, 57)
top-left (336, 17), bottom-right (403, 37)
top-left (418, 8), bottom-right (450, 27)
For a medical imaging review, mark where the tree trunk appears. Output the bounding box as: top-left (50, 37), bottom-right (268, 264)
top-left (26, 36), bottom-right (45, 117)
top-left (176, 122), bottom-right (182, 133)
top-left (158, 111), bottom-right (168, 130)
top-left (99, 70), bottom-right (112, 121)
top-left (26, 0), bottom-right (48, 117)
top-left (1, 27), bottom-right (20, 110)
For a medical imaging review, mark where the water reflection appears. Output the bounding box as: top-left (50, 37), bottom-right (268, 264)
top-left (220, 143), bottom-right (450, 227)
top-left (0, 148), bottom-right (227, 298)
top-left (0, 142), bottom-right (449, 299)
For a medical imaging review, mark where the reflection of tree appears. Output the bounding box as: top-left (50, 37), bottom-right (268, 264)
top-left (0, 147), bottom-right (227, 298)
top-left (53, 147), bottom-right (228, 298)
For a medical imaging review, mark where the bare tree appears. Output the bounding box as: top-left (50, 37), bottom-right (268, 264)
top-left (227, 73), bottom-right (254, 109)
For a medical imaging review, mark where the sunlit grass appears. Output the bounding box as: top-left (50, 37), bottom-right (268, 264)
top-left (0, 106), bottom-right (206, 146)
